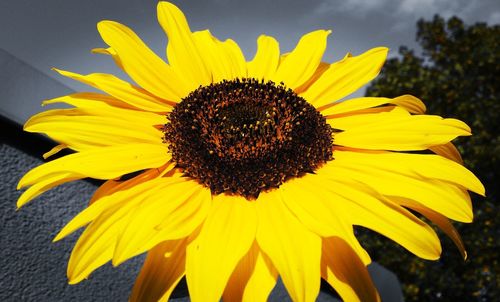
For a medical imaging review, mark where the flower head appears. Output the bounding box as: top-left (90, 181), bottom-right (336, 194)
top-left (17, 2), bottom-right (484, 301)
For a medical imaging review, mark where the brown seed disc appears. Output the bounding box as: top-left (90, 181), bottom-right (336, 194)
top-left (163, 78), bottom-right (333, 199)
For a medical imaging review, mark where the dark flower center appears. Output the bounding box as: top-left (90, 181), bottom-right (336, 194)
top-left (163, 78), bottom-right (333, 199)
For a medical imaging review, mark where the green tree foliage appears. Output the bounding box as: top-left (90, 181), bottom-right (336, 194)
top-left (361, 15), bottom-right (499, 301)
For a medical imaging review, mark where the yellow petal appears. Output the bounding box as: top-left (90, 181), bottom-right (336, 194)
top-left (18, 143), bottom-right (169, 190)
top-left (24, 109), bottom-right (163, 151)
top-left (279, 177), bottom-right (343, 237)
top-left (332, 109), bottom-right (472, 151)
top-left (43, 92), bottom-right (137, 110)
top-left (329, 105), bottom-right (397, 118)
top-left (256, 189), bottom-right (321, 302)
top-left (54, 172), bottom-right (179, 242)
top-left (322, 158), bottom-right (473, 222)
top-left (40, 95), bottom-right (167, 126)
top-left (43, 144), bottom-right (68, 159)
top-left (186, 194), bottom-right (256, 302)
top-left (192, 34), bottom-right (247, 81)
top-left (272, 30), bottom-right (331, 89)
top-left (428, 142), bottom-right (463, 164)
top-left (322, 237), bottom-right (380, 302)
top-left (328, 106), bottom-right (410, 130)
top-left (91, 47), bottom-right (124, 71)
top-left (17, 172), bottom-right (80, 208)
top-left (331, 150), bottom-right (484, 196)
top-left (130, 239), bottom-right (188, 302)
top-left (302, 47), bottom-right (388, 107)
top-left (97, 20), bottom-right (189, 100)
top-left (113, 180), bottom-right (211, 265)
top-left (279, 176), bottom-right (371, 265)
top-left (20, 153), bottom-right (163, 209)
top-left (392, 197), bottom-right (467, 259)
top-left (294, 62), bottom-right (330, 94)
top-left (27, 107), bottom-right (166, 131)
top-left (192, 30), bottom-right (230, 83)
top-left (247, 35), bottom-right (280, 81)
top-left (157, 2), bottom-right (211, 88)
top-left (321, 94), bottom-right (426, 116)
top-left (53, 69), bottom-right (174, 111)
top-left (91, 162), bottom-right (174, 208)
top-left (191, 30), bottom-right (248, 82)
top-left (223, 241), bottom-right (278, 302)
top-left (391, 94), bottom-right (427, 114)
top-left (219, 38), bottom-right (248, 80)
top-left (67, 200), bottom-right (138, 283)
top-left (88, 179), bottom-right (122, 205)
top-left (312, 176), bottom-right (442, 260)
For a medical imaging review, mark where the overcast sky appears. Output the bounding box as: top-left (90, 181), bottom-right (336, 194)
top-left (1, 0), bottom-right (498, 121)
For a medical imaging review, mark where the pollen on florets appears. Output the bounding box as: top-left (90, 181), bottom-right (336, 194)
top-left (163, 78), bottom-right (333, 199)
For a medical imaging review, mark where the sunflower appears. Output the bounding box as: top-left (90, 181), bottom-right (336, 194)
top-left (17, 2), bottom-right (484, 302)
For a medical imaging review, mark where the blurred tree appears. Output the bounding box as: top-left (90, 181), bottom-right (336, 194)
top-left (361, 15), bottom-right (499, 301)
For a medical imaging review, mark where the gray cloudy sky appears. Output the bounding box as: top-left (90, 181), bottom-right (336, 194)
top-left (0, 0), bottom-right (499, 121)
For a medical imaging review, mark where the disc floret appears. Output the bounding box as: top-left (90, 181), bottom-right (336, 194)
top-left (164, 78), bottom-right (333, 198)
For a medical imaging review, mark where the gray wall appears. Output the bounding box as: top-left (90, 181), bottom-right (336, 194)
top-left (0, 49), bottom-right (73, 125)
